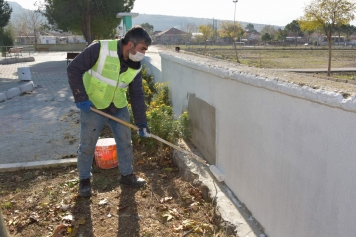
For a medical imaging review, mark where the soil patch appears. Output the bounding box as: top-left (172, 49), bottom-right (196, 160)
top-left (163, 46), bottom-right (356, 97)
top-left (0, 126), bottom-right (234, 237)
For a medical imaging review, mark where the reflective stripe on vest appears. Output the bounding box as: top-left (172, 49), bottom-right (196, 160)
top-left (83, 40), bottom-right (141, 109)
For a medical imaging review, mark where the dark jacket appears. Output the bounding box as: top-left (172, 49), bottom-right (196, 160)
top-left (67, 40), bottom-right (147, 125)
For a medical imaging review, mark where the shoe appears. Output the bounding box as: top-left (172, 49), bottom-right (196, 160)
top-left (78, 178), bottom-right (92, 197)
top-left (119, 174), bottom-right (146, 187)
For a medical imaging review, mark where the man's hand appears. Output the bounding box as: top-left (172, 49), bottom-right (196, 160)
top-left (136, 122), bottom-right (150, 138)
top-left (76, 100), bottom-right (94, 112)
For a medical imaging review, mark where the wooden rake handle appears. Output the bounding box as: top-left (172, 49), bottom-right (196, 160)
top-left (90, 107), bottom-right (207, 165)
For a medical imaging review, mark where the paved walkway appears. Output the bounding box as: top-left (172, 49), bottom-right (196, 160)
top-left (0, 52), bottom-right (79, 164)
top-left (0, 47), bottom-right (162, 165)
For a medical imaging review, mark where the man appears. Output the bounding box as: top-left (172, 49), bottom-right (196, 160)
top-left (67, 26), bottom-right (151, 197)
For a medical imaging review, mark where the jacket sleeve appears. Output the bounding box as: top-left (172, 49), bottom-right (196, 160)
top-left (67, 42), bottom-right (100, 103)
top-left (129, 71), bottom-right (147, 125)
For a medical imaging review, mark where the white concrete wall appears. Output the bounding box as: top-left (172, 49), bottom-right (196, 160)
top-left (157, 51), bottom-right (356, 237)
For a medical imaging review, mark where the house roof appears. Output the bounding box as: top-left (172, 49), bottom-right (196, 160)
top-left (155, 28), bottom-right (187, 37)
top-left (152, 31), bottom-right (162, 35)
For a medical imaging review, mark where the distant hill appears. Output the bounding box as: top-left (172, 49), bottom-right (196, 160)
top-left (8, 1), bottom-right (25, 21)
top-left (132, 14), bottom-right (283, 32)
top-left (7, 2), bottom-right (282, 33)
top-left (7, 1), bottom-right (23, 11)
top-left (8, 1), bottom-right (46, 23)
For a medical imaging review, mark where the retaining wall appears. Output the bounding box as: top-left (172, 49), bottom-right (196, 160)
top-left (35, 43), bottom-right (86, 52)
top-left (153, 51), bottom-right (356, 237)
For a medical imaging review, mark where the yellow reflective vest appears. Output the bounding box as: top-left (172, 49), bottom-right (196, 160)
top-left (83, 40), bottom-right (141, 109)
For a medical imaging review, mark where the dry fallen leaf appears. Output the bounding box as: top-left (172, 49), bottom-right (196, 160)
top-left (29, 212), bottom-right (40, 223)
top-left (156, 205), bottom-right (168, 212)
top-left (173, 224), bottom-right (183, 232)
top-left (62, 214), bottom-right (75, 226)
top-left (98, 199), bottom-right (108, 205)
top-left (158, 174), bottom-right (167, 178)
top-left (52, 224), bottom-right (67, 237)
top-left (162, 213), bottom-right (174, 221)
top-left (160, 196), bottom-right (172, 204)
top-left (182, 219), bottom-right (197, 230)
top-left (136, 160), bottom-right (146, 165)
top-left (141, 191), bottom-right (148, 198)
top-left (169, 208), bottom-right (181, 218)
top-left (77, 218), bottom-right (86, 225)
top-left (163, 168), bottom-right (173, 172)
top-left (201, 223), bottom-right (214, 232)
top-left (117, 204), bottom-right (128, 211)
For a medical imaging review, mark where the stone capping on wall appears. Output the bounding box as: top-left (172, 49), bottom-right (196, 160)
top-left (159, 51), bottom-right (356, 113)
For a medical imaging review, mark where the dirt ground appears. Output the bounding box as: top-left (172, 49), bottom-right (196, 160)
top-left (181, 45), bottom-right (356, 69)
top-left (0, 126), bottom-right (234, 237)
top-left (168, 46), bottom-right (356, 97)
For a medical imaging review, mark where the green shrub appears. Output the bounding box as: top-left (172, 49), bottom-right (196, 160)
top-left (129, 72), bottom-right (191, 153)
top-left (149, 82), bottom-right (170, 108)
top-left (179, 111), bottom-right (191, 140)
top-left (0, 24), bottom-right (15, 53)
top-left (127, 67), bottom-right (155, 106)
top-left (141, 66), bottom-right (156, 105)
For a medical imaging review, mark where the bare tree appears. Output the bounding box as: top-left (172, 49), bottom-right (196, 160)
top-left (180, 22), bottom-right (196, 33)
top-left (179, 23), bottom-right (195, 44)
top-left (260, 25), bottom-right (277, 39)
top-left (13, 9), bottom-right (45, 48)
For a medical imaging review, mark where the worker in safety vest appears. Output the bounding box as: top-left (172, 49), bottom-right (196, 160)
top-left (67, 26), bottom-right (151, 197)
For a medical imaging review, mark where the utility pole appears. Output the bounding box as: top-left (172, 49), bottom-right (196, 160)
top-left (213, 17), bottom-right (215, 44)
top-left (233, 0), bottom-right (238, 43)
top-left (214, 19), bottom-right (217, 44)
top-left (233, 0), bottom-right (238, 24)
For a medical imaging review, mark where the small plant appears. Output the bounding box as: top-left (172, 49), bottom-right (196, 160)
top-left (129, 72), bottom-right (192, 153)
top-left (141, 67), bottom-right (156, 105)
top-left (65, 179), bottom-right (78, 188)
top-left (150, 82), bottom-right (170, 108)
top-left (1, 200), bottom-right (14, 210)
top-left (179, 111), bottom-right (191, 140)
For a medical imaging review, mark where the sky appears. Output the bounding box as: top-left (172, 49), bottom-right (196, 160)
top-left (8, 0), bottom-right (356, 27)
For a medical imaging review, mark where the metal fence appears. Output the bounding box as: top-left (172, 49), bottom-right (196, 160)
top-left (0, 45), bottom-right (35, 58)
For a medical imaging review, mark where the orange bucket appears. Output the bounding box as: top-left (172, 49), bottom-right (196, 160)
top-left (94, 138), bottom-right (118, 169)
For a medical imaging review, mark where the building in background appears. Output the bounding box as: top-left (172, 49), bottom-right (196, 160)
top-left (152, 28), bottom-right (188, 44)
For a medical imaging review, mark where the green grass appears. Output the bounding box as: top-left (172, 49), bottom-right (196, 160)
top-left (329, 72), bottom-right (356, 80)
top-left (1, 200), bottom-right (15, 209)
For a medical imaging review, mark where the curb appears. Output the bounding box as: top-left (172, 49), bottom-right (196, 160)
top-left (0, 158), bottom-right (77, 172)
top-left (0, 81), bottom-right (35, 102)
top-left (172, 146), bottom-right (265, 237)
top-left (0, 57), bottom-right (35, 65)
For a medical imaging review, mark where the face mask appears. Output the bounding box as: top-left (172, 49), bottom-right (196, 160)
top-left (129, 45), bottom-right (145, 61)
top-left (129, 51), bottom-right (145, 61)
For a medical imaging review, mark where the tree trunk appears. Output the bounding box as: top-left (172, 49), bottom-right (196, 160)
top-left (327, 33), bottom-right (332, 76)
top-left (83, 0), bottom-right (91, 43)
top-left (33, 29), bottom-right (38, 50)
top-left (233, 41), bottom-right (239, 63)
